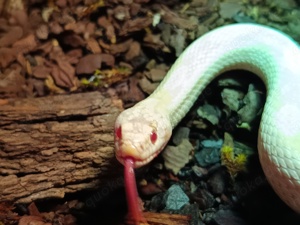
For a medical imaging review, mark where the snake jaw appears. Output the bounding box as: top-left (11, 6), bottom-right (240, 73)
top-left (116, 142), bottom-right (161, 168)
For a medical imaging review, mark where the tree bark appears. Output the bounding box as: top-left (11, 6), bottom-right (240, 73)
top-left (0, 91), bottom-right (123, 203)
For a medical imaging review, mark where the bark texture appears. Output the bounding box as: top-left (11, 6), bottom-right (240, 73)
top-left (0, 91), bottom-right (123, 203)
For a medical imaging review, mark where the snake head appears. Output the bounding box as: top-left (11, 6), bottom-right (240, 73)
top-left (114, 105), bottom-right (172, 168)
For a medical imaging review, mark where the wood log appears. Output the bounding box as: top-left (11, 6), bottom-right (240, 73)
top-left (0, 91), bottom-right (123, 203)
top-left (123, 212), bottom-right (191, 225)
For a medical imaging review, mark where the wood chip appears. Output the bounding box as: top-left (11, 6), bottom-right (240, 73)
top-left (0, 26), bottom-right (23, 47)
top-left (12, 34), bottom-right (37, 54)
top-left (123, 211), bottom-right (191, 225)
top-left (76, 53), bottom-right (115, 74)
top-left (86, 38), bottom-right (102, 53)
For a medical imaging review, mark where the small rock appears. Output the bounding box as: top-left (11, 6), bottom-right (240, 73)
top-left (163, 184), bottom-right (189, 210)
top-left (146, 68), bottom-right (166, 82)
top-left (207, 169), bottom-right (227, 195)
top-left (203, 13), bottom-right (219, 26)
top-left (219, 2), bottom-right (243, 19)
top-left (233, 13), bottom-right (255, 23)
top-left (238, 83), bottom-right (263, 124)
top-left (172, 127), bottom-right (190, 146)
top-left (180, 204), bottom-right (205, 225)
top-left (140, 182), bottom-right (163, 196)
top-left (160, 23), bottom-right (172, 45)
top-left (221, 88), bottom-right (244, 112)
top-left (197, 103), bottom-right (221, 125)
top-left (162, 139), bottom-right (194, 174)
top-left (201, 139), bottom-right (223, 148)
top-left (195, 147), bottom-right (220, 167)
top-left (130, 50), bottom-right (148, 68)
top-left (169, 29), bottom-right (187, 57)
top-left (267, 0), bottom-right (297, 9)
top-left (268, 13), bottom-right (284, 22)
top-left (192, 188), bottom-right (215, 209)
top-left (196, 24), bottom-right (209, 38)
top-left (149, 192), bottom-right (165, 211)
top-left (212, 209), bottom-right (248, 225)
top-left (138, 76), bottom-right (159, 94)
top-left (202, 211), bottom-right (216, 224)
top-left (192, 165), bottom-right (208, 178)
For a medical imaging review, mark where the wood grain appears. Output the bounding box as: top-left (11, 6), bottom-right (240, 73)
top-left (0, 91), bottom-right (123, 203)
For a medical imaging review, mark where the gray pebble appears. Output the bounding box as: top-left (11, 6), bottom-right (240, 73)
top-left (195, 148), bottom-right (220, 167)
top-left (163, 184), bottom-right (189, 210)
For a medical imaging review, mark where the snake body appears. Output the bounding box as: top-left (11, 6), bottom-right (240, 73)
top-left (115, 23), bottom-right (300, 214)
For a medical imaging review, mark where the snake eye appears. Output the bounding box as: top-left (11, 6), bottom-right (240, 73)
top-left (115, 126), bottom-right (122, 139)
top-left (150, 131), bottom-right (157, 144)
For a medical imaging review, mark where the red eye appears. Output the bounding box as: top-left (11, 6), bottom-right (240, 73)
top-left (115, 126), bottom-right (122, 139)
top-left (150, 131), bottom-right (157, 144)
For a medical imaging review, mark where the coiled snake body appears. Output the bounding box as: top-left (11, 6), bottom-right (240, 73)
top-left (114, 23), bottom-right (300, 219)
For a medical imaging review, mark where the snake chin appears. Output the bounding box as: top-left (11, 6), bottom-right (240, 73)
top-left (117, 149), bottom-right (160, 168)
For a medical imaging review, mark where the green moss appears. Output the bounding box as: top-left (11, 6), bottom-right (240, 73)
top-left (221, 145), bottom-right (247, 178)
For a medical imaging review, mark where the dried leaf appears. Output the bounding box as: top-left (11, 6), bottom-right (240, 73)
top-left (76, 53), bottom-right (114, 74)
top-left (66, 49), bottom-right (82, 64)
top-left (110, 39), bottom-right (133, 54)
top-left (0, 26), bottom-right (23, 47)
top-left (119, 17), bottom-right (152, 35)
top-left (12, 34), bottom-right (37, 55)
top-left (97, 16), bottom-right (116, 43)
top-left (37, 41), bottom-right (54, 55)
top-left (155, 4), bottom-right (198, 30)
top-left (51, 65), bottom-right (74, 88)
top-left (28, 202), bottom-right (41, 216)
top-left (86, 37), bottom-right (102, 53)
top-left (62, 33), bottom-right (85, 47)
top-left (0, 202), bottom-right (19, 225)
top-left (0, 67), bottom-right (26, 97)
top-left (143, 33), bottom-right (167, 50)
top-left (125, 41), bottom-right (141, 61)
top-left (32, 65), bottom-right (52, 79)
top-left (0, 48), bottom-right (16, 68)
top-left (49, 21), bottom-right (63, 34)
top-left (18, 216), bottom-right (44, 225)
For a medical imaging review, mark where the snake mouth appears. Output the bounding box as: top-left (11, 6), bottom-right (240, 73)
top-left (117, 149), bottom-right (159, 168)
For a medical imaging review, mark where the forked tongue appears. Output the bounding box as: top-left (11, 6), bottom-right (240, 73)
top-left (124, 158), bottom-right (147, 225)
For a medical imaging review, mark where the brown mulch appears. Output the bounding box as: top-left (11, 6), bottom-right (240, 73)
top-left (0, 0), bottom-right (204, 101)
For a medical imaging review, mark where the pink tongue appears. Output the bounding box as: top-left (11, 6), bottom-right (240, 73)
top-left (124, 158), bottom-right (146, 224)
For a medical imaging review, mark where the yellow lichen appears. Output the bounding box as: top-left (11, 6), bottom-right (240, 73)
top-left (80, 67), bottom-right (132, 88)
top-left (220, 145), bottom-right (247, 178)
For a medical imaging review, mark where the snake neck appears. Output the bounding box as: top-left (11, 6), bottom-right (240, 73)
top-left (126, 23), bottom-right (300, 214)
top-left (145, 24), bottom-right (300, 129)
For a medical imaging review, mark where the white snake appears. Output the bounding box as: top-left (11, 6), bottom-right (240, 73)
top-left (114, 23), bottom-right (300, 215)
